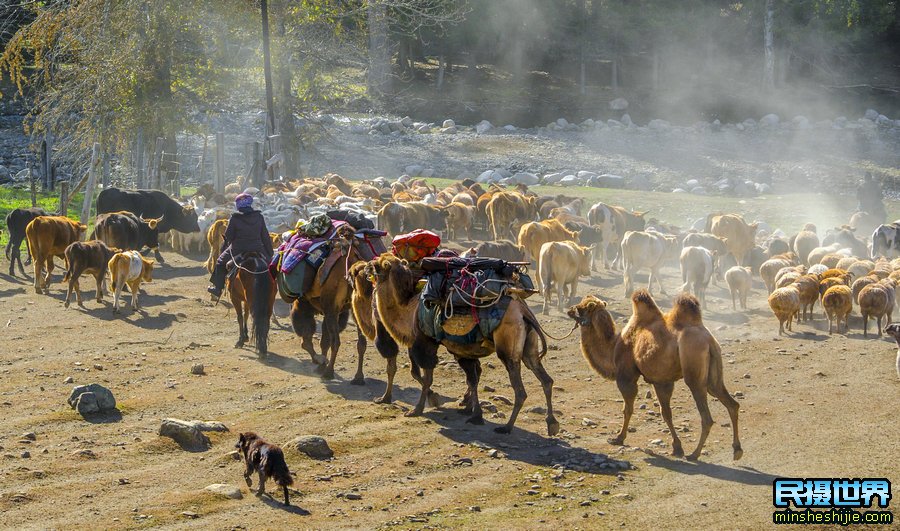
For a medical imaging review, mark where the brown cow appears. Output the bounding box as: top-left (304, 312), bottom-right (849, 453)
top-left (518, 219), bottom-right (581, 290)
top-left (706, 214), bottom-right (759, 266)
top-left (25, 216), bottom-right (87, 294)
top-left (539, 240), bottom-right (592, 314)
top-left (206, 218), bottom-right (228, 273)
top-left (443, 202), bottom-right (475, 241)
top-left (108, 250), bottom-right (155, 314)
top-left (63, 240), bottom-right (117, 308)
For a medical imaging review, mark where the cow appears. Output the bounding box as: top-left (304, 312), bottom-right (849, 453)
top-left (442, 202), bottom-right (475, 241)
top-left (565, 222), bottom-right (605, 272)
top-left (376, 202), bottom-right (445, 235)
top-left (682, 232), bottom-right (729, 282)
top-left (538, 240), bottom-right (593, 314)
top-left (462, 240), bottom-right (525, 263)
top-left (96, 188), bottom-right (200, 261)
top-left (621, 230), bottom-right (679, 297)
top-left (25, 216), bottom-right (88, 294)
top-left (94, 212), bottom-right (163, 254)
top-left (4, 207), bottom-right (47, 277)
top-left (706, 214), bottom-right (759, 266)
top-left (588, 202), bottom-right (646, 269)
top-left (108, 250), bottom-right (155, 314)
top-left (62, 240), bottom-right (117, 308)
top-left (517, 219), bottom-right (581, 290)
top-left (206, 218), bottom-right (229, 273)
top-left (872, 222), bottom-right (900, 259)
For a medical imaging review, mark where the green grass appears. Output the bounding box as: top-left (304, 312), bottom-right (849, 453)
top-left (0, 187), bottom-right (85, 248)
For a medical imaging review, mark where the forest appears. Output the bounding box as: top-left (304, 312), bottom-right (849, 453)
top-left (1, 1), bottom-right (899, 176)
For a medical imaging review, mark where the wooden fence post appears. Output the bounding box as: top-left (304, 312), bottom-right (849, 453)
top-left (80, 143), bottom-right (101, 225)
top-left (41, 133), bottom-right (54, 191)
top-left (253, 141), bottom-right (264, 188)
top-left (101, 138), bottom-right (110, 189)
top-left (200, 135), bottom-right (208, 184)
top-left (58, 181), bottom-right (69, 216)
top-left (135, 128), bottom-right (145, 189)
top-left (215, 132), bottom-right (225, 193)
top-left (29, 162), bottom-right (36, 207)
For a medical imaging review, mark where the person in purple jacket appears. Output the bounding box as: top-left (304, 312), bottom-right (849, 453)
top-left (207, 193), bottom-right (274, 298)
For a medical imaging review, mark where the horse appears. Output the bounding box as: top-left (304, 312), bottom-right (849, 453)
top-left (227, 253), bottom-right (276, 357)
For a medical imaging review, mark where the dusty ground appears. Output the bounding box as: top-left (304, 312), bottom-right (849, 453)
top-left (0, 237), bottom-right (897, 530)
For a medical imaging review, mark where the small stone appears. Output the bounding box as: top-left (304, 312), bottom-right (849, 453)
top-left (482, 385), bottom-right (495, 392)
top-left (488, 449), bottom-right (500, 458)
top-left (645, 390), bottom-right (652, 399)
top-left (582, 418), bottom-right (597, 427)
top-left (345, 493), bottom-right (362, 500)
top-left (204, 484), bottom-right (243, 500)
top-left (181, 511), bottom-right (199, 519)
top-left (743, 373), bottom-right (751, 379)
top-left (71, 449), bottom-right (96, 459)
top-left (416, 490), bottom-right (424, 497)
top-left (22, 432), bottom-right (36, 441)
top-left (526, 489), bottom-right (540, 495)
top-left (469, 506), bottom-right (481, 512)
top-left (93, 364), bottom-right (103, 371)
top-left (159, 418), bottom-right (211, 451)
top-left (20, 451), bottom-right (30, 458)
top-left (191, 364), bottom-right (205, 375)
top-left (63, 377), bottom-right (73, 384)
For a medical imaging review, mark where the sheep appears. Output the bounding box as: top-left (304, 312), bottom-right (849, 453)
top-left (769, 285), bottom-right (801, 335)
top-left (793, 228), bottom-right (820, 265)
top-left (761, 258), bottom-right (796, 293)
top-left (679, 246), bottom-right (715, 309)
top-left (775, 269), bottom-right (804, 290)
top-left (725, 266), bottom-right (752, 310)
top-left (858, 282), bottom-right (895, 337)
top-left (808, 244), bottom-right (843, 266)
top-left (793, 274), bottom-right (820, 321)
top-left (807, 264), bottom-right (829, 277)
top-left (822, 285), bottom-right (853, 335)
top-left (851, 275), bottom-right (878, 304)
top-left (847, 261), bottom-right (874, 280)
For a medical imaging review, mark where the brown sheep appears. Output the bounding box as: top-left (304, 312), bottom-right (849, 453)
top-left (793, 275), bottom-right (820, 321)
top-left (793, 229), bottom-right (820, 265)
top-left (834, 256), bottom-right (858, 271)
top-left (768, 286), bottom-right (801, 335)
top-left (761, 259), bottom-right (795, 293)
top-left (851, 275), bottom-right (878, 304)
top-left (859, 283), bottom-right (894, 337)
top-left (822, 285), bottom-right (853, 335)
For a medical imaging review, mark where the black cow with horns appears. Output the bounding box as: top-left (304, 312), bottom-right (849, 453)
top-left (97, 188), bottom-right (200, 262)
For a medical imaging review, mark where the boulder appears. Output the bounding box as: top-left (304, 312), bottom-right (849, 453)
top-left (648, 119), bottom-right (670, 131)
top-left (0, 165), bottom-right (11, 181)
top-left (594, 174), bottom-right (625, 188)
top-left (510, 172), bottom-right (540, 186)
top-left (609, 97), bottom-right (629, 111)
top-left (559, 175), bottom-right (580, 187)
top-left (190, 421), bottom-right (229, 432)
top-left (864, 109), bottom-right (879, 121)
top-left (475, 120), bottom-right (494, 134)
top-left (440, 126), bottom-right (457, 134)
top-left (14, 168), bottom-right (31, 182)
top-left (792, 116), bottom-right (810, 129)
top-left (556, 118), bottom-right (569, 128)
top-left (833, 116), bottom-right (848, 128)
top-left (756, 183), bottom-right (772, 194)
top-left (621, 114), bottom-right (633, 127)
top-left (685, 179), bottom-right (700, 188)
top-left (626, 174), bottom-right (652, 191)
top-left (607, 119), bottom-right (624, 128)
top-left (442, 119), bottom-right (456, 129)
top-left (759, 114), bottom-right (780, 127)
top-left (404, 164), bottom-right (424, 176)
top-left (416, 124), bottom-right (432, 134)
top-left (742, 119), bottom-right (757, 129)
top-left (290, 435), bottom-right (334, 459)
top-left (476, 170), bottom-right (502, 184)
top-left (400, 116), bottom-right (413, 127)
top-left (503, 125), bottom-right (517, 132)
top-left (68, 384), bottom-right (116, 411)
top-left (75, 393), bottom-right (100, 415)
top-left (672, 188), bottom-right (687, 194)
top-left (711, 119), bottom-right (722, 132)
top-left (576, 170), bottom-right (597, 180)
top-left (581, 118), bottom-right (595, 128)
top-left (159, 418), bottom-right (211, 451)
top-left (876, 114), bottom-right (892, 127)
top-left (541, 172), bottom-right (564, 185)
top-left (349, 125), bottom-right (368, 135)
top-left (205, 484), bottom-right (243, 500)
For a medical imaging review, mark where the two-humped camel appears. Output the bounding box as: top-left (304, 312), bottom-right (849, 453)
top-left (568, 289), bottom-right (743, 460)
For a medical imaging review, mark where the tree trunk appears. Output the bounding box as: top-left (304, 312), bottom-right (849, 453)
top-left (437, 54), bottom-right (445, 90)
top-left (274, 1), bottom-right (298, 179)
top-left (763, 0), bottom-right (775, 90)
top-left (367, 0), bottom-right (390, 96)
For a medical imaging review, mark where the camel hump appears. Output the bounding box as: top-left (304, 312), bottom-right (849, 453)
top-left (668, 293), bottom-right (703, 329)
top-left (630, 288), bottom-right (663, 321)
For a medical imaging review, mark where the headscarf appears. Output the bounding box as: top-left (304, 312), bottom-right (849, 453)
top-left (235, 193), bottom-right (254, 211)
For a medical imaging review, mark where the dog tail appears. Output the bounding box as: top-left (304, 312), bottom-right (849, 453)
top-left (266, 448), bottom-right (294, 487)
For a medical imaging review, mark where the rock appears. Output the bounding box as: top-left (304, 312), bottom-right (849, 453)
top-left (190, 364), bottom-right (204, 375)
top-left (607, 119), bottom-right (624, 128)
top-left (14, 168), bottom-right (30, 182)
top-left (205, 484), bottom-right (243, 500)
top-left (609, 97), bottom-right (629, 111)
top-left (22, 432), bottom-right (36, 441)
top-left (711, 119), bottom-right (722, 131)
top-left (792, 116), bottom-right (810, 129)
top-left (159, 418), bottom-right (211, 451)
top-left (349, 124), bottom-right (368, 134)
top-left (685, 179), bottom-right (699, 188)
top-left (626, 174), bottom-right (652, 191)
top-left (182, 511), bottom-right (200, 519)
top-left (541, 172), bottom-right (565, 185)
top-left (556, 118), bottom-right (569, 128)
top-left (833, 116), bottom-right (848, 128)
top-left (344, 492), bottom-right (362, 500)
top-left (582, 418), bottom-right (598, 427)
top-left (442, 119), bottom-right (455, 129)
top-left (400, 116), bottom-right (413, 127)
top-left (290, 435), bottom-right (333, 459)
top-left (404, 164), bottom-right (424, 176)
top-left (593, 174), bottom-right (625, 188)
top-left (672, 188), bottom-right (687, 194)
top-left (440, 126), bottom-right (457, 134)
top-left (71, 449), bottom-right (96, 459)
top-left (68, 383), bottom-right (116, 412)
top-left (21, 451), bottom-right (30, 458)
top-left (621, 114), bottom-right (633, 127)
top-left (75, 393), bottom-right (100, 415)
top-left (416, 124), bottom-right (432, 134)
top-left (742, 118), bottom-right (757, 129)
top-left (864, 109), bottom-right (879, 121)
top-left (559, 175), bottom-right (580, 187)
top-left (876, 114), bottom-right (892, 127)
top-left (475, 120), bottom-right (494, 134)
top-left (476, 170), bottom-right (502, 184)
top-left (63, 376), bottom-right (73, 384)
top-left (759, 114), bottom-right (780, 127)
top-left (0, 165), bottom-right (10, 182)
top-left (756, 183), bottom-right (772, 194)
top-left (576, 170), bottom-right (597, 180)
top-left (191, 421), bottom-right (229, 432)
top-left (510, 172), bottom-right (540, 186)
top-left (503, 124), bottom-right (517, 132)
top-left (648, 119), bottom-right (670, 131)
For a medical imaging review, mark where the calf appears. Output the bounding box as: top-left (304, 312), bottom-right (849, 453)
top-left (63, 240), bottom-right (116, 308)
top-left (206, 218), bottom-right (229, 273)
top-left (682, 232), bottom-right (728, 282)
top-left (25, 216), bottom-right (88, 294)
top-left (518, 219), bottom-right (580, 290)
top-left (539, 240), bottom-right (593, 314)
top-left (108, 250), bottom-right (155, 314)
top-left (5, 207), bottom-right (47, 277)
top-left (621, 230), bottom-right (679, 297)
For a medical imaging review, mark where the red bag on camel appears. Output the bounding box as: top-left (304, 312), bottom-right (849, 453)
top-left (391, 229), bottom-right (441, 262)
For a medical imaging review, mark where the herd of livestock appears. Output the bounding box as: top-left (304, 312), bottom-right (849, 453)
top-left (3, 172), bottom-right (900, 461)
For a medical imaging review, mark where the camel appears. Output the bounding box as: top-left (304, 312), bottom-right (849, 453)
top-left (364, 253), bottom-right (558, 435)
top-left (567, 290), bottom-right (743, 461)
top-left (287, 226), bottom-right (366, 382)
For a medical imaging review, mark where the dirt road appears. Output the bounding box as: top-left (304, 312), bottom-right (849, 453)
top-left (0, 250), bottom-right (897, 530)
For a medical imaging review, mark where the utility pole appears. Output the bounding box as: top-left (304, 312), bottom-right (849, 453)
top-left (261, 0), bottom-right (276, 140)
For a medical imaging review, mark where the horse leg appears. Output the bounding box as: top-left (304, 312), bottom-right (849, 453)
top-left (232, 283), bottom-right (246, 348)
top-left (522, 330), bottom-right (558, 436)
top-left (457, 357), bottom-right (483, 424)
top-left (350, 326), bottom-right (366, 385)
top-left (653, 382), bottom-right (684, 457)
top-left (609, 373), bottom-right (638, 445)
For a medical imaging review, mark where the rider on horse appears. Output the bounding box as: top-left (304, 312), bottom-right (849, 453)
top-left (207, 192), bottom-right (274, 298)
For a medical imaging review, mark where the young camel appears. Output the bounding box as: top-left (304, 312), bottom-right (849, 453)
top-left (567, 290), bottom-right (743, 461)
top-left (288, 228), bottom-right (366, 382)
top-left (364, 253), bottom-right (558, 435)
